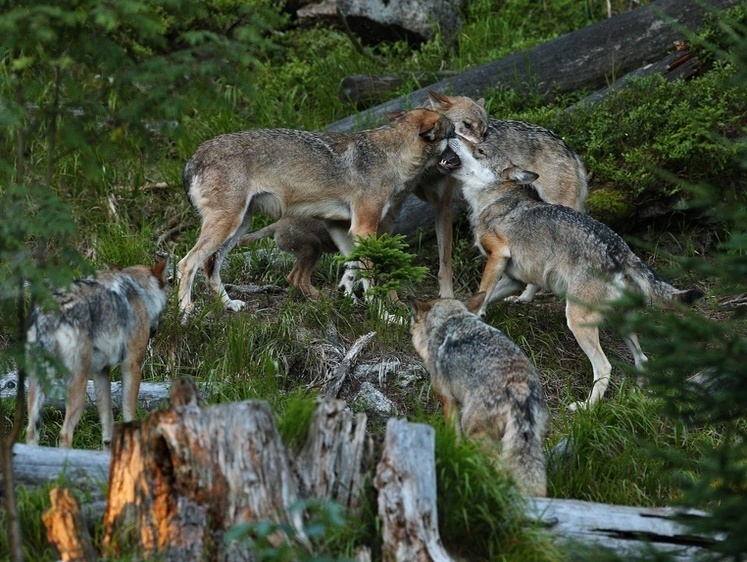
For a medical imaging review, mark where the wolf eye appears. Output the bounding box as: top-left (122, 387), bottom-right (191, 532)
top-left (476, 147), bottom-right (487, 158)
top-left (463, 121), bottom-right (473, 130)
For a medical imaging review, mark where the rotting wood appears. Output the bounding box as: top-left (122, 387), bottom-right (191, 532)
top-left (293, 398), bottom-right (371, 514)
top-left (325, 331), bottom-right (377, 398)
top-left (528, 497), bottom-right (721, 562)
top-left (375, 418), bottom-right (454, 562)
top-left (102, 400), bottom-right (307, 561)
top-left (327, 0), bottom-right (734, 133)
top-left (43, 486), bottom-right (97, 562)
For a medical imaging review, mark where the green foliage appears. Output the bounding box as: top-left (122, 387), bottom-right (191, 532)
top-left (337, 234), bottom-right (428, 300)
top-left (224, 499), bottom-right (354, 561)
top-left (434, 422), bottom-right (565, 561)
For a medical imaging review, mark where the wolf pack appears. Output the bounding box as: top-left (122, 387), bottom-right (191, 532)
top-left (25, 91), bottom-right (704, 498)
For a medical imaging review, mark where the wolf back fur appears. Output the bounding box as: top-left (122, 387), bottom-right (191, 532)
top-left (411, 293), bottom-right (548, 496)
top-left (177, 109), bottom-right (453, 314)
top-left (25, 258), bottom-right (170, 449)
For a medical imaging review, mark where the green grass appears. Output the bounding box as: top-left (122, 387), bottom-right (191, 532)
top-left (3, 0), bottom-right (747, 559)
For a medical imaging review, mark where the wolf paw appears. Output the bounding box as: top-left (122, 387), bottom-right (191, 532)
top-left (568, 400), bottom-right (590, 412)
top-left (338, 269), bottom-right (358, 296)
top-left (504, 295), bottom-right (533, 304)
top-left (225, 299), bottom-right (246, 312)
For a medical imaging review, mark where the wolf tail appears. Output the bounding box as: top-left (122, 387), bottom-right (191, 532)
top-left (501, 395), bottom-right (548, 497)
top-left (626, 257), bottom-right (704, 305)
top-left (237, 223), bottom-right (277, 248)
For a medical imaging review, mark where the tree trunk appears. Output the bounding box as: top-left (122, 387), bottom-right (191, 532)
top-left (102, 400), bottom-right (305, 561)
top-left (327, 0), bottom-right (734, 133)
top-left (339, 71), bottom-right (457, 106)
top-left (374, 418), bottom-right (454, 562)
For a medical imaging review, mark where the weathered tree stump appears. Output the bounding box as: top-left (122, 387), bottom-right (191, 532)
top-left (293, 398), bottom-right (371, 514)
top-left (102, 400), bottom-right (306, 561)
top-left (43, 487), bottom-right (97, 562)
top-left (374, 418), bottom-right (454, 562)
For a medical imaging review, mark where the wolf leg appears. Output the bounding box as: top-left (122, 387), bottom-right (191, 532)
top-left (506, 283), bottom-right (540, 303)
top-left (93, 369), bottom-right (113, 450)
top-left (566, 302), bottom-right (612, 411)
top-left (178, 210), bottom-right (250, 314)
top-left (431, 178), bottom-right (455, 298)
top-left (623, 333), bottom-right (649, 388)
top-left (59, 366), bottom-right (89, 449)
top-left (25, 368), bottom-right (47, 446)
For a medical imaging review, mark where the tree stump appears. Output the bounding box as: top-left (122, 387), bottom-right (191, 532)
top-left (374, 418), bottom-right (454, 562)
top-left (43, 487), bottom-right (97, 562)
top-left (102, 400), bottom-right (305, 561)
top-left (293, 398), bottom-right (371, 514)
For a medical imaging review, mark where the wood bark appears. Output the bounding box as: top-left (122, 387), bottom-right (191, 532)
top-left (327, 0), bottom-right (734, 133)
top-left (102, 400), bottom-right (306, 561)
top-left (43, 487), bottom-right (97, 562)
top-left (374, 418), bottom-right (454, 562)
top-left (293, 398), bottom-right (372, 514)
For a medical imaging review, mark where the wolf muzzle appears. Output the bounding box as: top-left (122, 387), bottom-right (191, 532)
top-left (437, 145), bottom-right (461, 174)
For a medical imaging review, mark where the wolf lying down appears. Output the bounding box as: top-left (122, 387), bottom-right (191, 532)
top-left (437, 137), bottom-right (704, 411)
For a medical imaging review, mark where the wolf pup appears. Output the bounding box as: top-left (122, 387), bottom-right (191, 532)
top-left (25, 258), bottom-right (170, 449)
top-left (438, 139), bottom-right (704, 410)
top-left (427, 91), bottom-right (588, 301)
top-left (177, 109), bottom-right (454, 315)
top-left (411, 292), bottom-right (548, 496)
top-left (238, 216), bottom-right (339, 299)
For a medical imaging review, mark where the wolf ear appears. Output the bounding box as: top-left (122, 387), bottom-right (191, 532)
top-left (419, 112), bottom-right (445, 141)
top-left (152, 256), bottom-right (170, 285)
top-left (105, 262), bottom-right (122, 271)
top-left (385, 111), bottom-right (405, 121)
top-left (427, 90), bottom-right (451, 110)
top-left (476, 98), bottom-right (485, 108)
top-left (464, 292), bottom-right (486, 313)
top-left (409, 298), bottom-right (433, 319)
top-left (503, 165), bottom-right (539, 185)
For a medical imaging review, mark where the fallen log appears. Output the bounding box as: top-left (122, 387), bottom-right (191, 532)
top-left (327, 0), bottom-right (734, 133)
top-left (339, 71), bottom-right (457, 106)
top-left (9, 400), bottom-right (724, 560)
top-left (528, 497), bottom-right (721, 562)
top-left (0, 371), bottom-right (172, 414)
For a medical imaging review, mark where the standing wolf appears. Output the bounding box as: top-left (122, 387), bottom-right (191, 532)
top-left (426, 91), bottom-right (588, 300)
top-left (437, 139), bottom-right (704, 409)
top-left (411, 292), bottom-right (548, 496)
top-left (25, 258), bottom-right (170, 449)
top-left (177, 109), bottom-right (454, 315)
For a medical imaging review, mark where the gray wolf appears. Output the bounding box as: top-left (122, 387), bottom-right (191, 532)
top-left (177, 109), bottom-right (454, 315)
top-left (25, 258), bottom-right (170, 449)
top-left (410, 292), bottom-right (548, 496)
top-left (426, 91), bottom-right (588, 301)
top-left (437, 138), bottom-right (704, 410)
top-left (238, 216), bottom-right (339, 299)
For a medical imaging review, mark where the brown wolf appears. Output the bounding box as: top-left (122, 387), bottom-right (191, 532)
top-left (411, 292), bottom-right (548, 496)
top-left (25, 258), bottom-right (170, 449)
top-left (427, 91), bottom-right (588, 301)
top-left (437, 139), bottom-right (704, 409)
top-left (177, 109), bottom-right (454, 315)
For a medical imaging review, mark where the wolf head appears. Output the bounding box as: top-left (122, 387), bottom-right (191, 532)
top-left (427, 90), bottom-right (488, 144)
top-left (437, 138), bottom-right (539, 191)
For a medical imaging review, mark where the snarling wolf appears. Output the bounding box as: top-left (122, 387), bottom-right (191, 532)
top-left (426, 90), bottom-right (588, 300)
top-left (25, 258), bottom-right (170, 449)
top-left (438, 138), bottom-right (703, 409)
